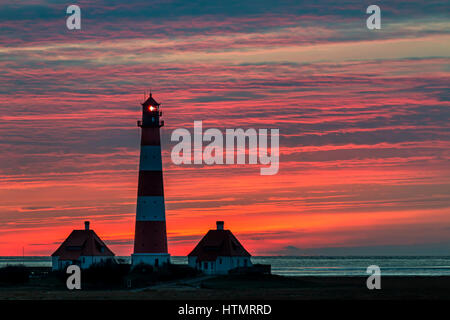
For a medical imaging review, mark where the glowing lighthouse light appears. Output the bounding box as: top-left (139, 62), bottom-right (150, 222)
top-left (149, 105), bottom-right (155, 112)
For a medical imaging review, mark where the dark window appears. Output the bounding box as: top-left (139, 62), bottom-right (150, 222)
top-left (203, 262), bottom-right (207, 269)
top-left (244, 259), bottom-right (248, 267)
top-left (219, 258), bottom-right (222, 264)
top-left (155, 259), bottom-right (159, 267)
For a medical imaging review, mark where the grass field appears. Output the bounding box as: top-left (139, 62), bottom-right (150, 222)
top-left (1, 271), bottom-right (450, 300)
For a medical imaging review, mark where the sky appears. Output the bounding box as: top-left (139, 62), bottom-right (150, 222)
top-left (0, 0), bottom-right (449, 256)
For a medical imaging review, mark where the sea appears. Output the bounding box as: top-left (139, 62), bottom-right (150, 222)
top-left (2, 256), bottom-right (450, 276)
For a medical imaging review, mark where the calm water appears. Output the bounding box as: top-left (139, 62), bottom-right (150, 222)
top-left (2, 256), bottom-right (450, 276)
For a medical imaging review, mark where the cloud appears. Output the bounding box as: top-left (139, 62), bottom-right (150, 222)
top-left (0, 0), bottom-right (449, 256)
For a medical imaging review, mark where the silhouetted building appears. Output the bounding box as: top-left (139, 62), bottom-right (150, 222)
top-left (188, 221), bottom-right (252, 274)
top-left (51, 221), bottom-right (115, 270)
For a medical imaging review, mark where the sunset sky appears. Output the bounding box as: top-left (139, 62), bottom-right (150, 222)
top-left (0, 0), bottom-right (449, 256)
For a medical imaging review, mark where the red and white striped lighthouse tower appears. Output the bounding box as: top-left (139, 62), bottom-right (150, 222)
top-left (131, 93), bottom-right (170, 267)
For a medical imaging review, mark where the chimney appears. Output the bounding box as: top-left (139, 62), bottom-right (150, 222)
top-left (216, 221), bottom-right (224, 230)
top-left (84, 221), bottom-right (90, 230)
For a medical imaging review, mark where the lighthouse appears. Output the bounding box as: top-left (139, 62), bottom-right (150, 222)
top-left (131, 93), bottom-right (170, 267)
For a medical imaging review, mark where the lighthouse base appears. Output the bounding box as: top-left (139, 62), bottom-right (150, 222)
top-left (131, 253), bottom-right (170, 267)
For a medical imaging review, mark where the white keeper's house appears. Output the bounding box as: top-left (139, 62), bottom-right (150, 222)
top-left (188, 221), bottom-right (252, 275)
top-left (51, 221), bottom-right (115, 270)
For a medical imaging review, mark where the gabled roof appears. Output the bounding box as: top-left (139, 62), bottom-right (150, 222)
top-left (51, 229), bottom-right (115, 260)
top-left (142, 93), bottom-right (160, 107)
top-left (188, 229), bottom-right (251, 262)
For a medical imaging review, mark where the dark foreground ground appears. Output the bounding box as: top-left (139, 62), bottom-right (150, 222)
top-left (1, 273), bottom-right (450, 300)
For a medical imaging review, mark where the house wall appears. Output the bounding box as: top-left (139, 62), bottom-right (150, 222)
top-left (188, 256), bottom-right (196, 272)
top-left (55, 258), bottom-right (72, 271)
top-left (52, 256), bottom-right (60, 271)
top-left (80, 256), bottom-right (115, 269)
top-left (52, 255), bottom-right (115, 270)
top-left (188, 256), bottom-right (252, 275)
top-left (215, 256), bottom-right (252, 274)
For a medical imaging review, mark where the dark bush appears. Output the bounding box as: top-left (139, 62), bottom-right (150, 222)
top-left (0, 265), bottom-right (30, 285)
top-left (50, 268), bottom-right (68, 282)
top-left (48, 261), bottom-right (200, 289)
top-left (130, 262), bottom-right (154, 275)
top-left (83, 260), bottom-right (130, 288)
top-left (158, 263), bottom-right (199, 281)
top-left (126, 263), bottom-right (200, 288)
